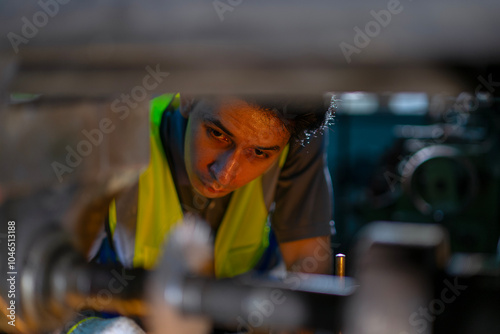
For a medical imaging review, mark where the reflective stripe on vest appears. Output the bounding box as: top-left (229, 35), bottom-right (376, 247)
top-left (109, 94), bottom-right (289, 278)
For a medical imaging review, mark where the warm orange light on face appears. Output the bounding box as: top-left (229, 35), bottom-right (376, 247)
top-left (184, 98), bottom-right (290, 198)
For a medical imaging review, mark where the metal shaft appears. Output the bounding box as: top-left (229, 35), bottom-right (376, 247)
top-left (336, 254), bottom-right (345, 278)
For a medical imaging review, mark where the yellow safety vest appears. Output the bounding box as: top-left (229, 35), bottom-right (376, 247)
top-left (109, 94), bottom-right (289, 278)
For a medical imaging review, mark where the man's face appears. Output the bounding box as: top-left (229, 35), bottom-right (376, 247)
top-left (183, 98), bottom-right (290, 198)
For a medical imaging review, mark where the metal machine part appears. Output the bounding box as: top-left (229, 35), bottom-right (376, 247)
top-left (336, 254), bottom-right (346, 278)
top-left (22, 228), bottom-right (147, 330)
top-left (2, 1), bottom-right (500, 96)
top-left (354, 221), bottom-right (451, 268)
top-left (360, 97), bottom-right (500, 253)
top-left (401, 145), bottom-right (478, 216)
top-left (1, 222), bottom-right (147, 332)
top-left (345, 221), bottom-right (449, 334)
top-left (149, 219), bottom-right (356, 334)
top-left (0, 97), bottom-right (150, 254)
top-left (0, 96), bottom-right (150, 332)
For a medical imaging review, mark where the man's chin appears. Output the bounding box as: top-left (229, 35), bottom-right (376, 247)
top-left (204, 191), bottom-right (228, 199)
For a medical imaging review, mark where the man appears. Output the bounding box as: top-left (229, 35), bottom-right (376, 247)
top-left (70, 93), bottom-right (335, 333)
top-left (105, 93), bottom-right (334, 274)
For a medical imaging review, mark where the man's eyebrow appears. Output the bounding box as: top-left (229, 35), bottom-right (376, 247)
top-left (204, 115), bottom-right (281, 151)
top-left (204, 116), bottom-right (234, 137)
top-left (255, 145), bottom-right (281, 152)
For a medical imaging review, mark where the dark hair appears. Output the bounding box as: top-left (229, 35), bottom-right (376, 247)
top-left (190, 93), bottom-right (337, 145)
top-left (242, 94), bottom-right (337, 145)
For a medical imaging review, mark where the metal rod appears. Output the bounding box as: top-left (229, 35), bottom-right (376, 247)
top-left (336, 254), bottom-right (345, 278)
top-left (179, 275), bottom-right (351, 332)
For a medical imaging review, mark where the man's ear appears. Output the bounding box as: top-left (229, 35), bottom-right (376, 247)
top-left (179, 95), bottom-right (196, 118)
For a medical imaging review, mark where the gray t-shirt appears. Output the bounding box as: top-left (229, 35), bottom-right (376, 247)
top-left (160, 109), bottom-right (332, 243)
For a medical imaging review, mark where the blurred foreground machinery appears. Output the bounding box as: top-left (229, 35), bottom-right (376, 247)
top-left (0, 97), bottom-right (151, 332)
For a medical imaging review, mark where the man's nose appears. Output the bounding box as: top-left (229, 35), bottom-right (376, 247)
top-left (209, 151), bottom-right (240, 187)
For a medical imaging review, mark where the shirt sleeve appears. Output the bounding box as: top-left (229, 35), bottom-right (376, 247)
top-left (271, 132), bottom-right (333, 243)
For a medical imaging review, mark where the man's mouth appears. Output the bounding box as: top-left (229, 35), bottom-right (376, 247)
top-left (206, 185), bottom-right (224, 194)
top-left (200, 178), bottom-right (226, 194)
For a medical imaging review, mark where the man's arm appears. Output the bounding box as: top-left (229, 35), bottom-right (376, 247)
top-left (271, 131), bottom-right (334, 276)
top-left (279, 235), bottom-right (332, 274)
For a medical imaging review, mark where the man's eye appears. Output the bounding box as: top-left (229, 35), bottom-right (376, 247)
top-left (208, 128), bottom-right (227, 142)
top-left (254, 149), bottom-right (267, 158)
top-left (211, 129), bottom-right (223, 137)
